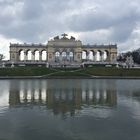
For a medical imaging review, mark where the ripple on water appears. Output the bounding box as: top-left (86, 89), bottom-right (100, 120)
top-left (74, 105), bottom-right (115, 119)
top-left (0, 106), bottom-right (8, 116)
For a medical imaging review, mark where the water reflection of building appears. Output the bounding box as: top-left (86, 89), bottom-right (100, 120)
top-left (9, 80), bottom-right (117, 116)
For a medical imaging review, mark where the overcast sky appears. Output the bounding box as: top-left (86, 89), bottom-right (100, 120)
top-left (0, 0), bottom-right (140, 59)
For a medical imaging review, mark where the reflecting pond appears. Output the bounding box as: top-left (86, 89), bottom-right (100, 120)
top-left (0, 79), bottom-right (140, 140)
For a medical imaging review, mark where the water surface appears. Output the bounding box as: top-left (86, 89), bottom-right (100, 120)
top-left (0, 79), bottom-right (140, 140)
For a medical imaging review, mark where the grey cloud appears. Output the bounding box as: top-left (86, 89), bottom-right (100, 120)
top-left (109, 21), bottom-right (135, 42)
top-left (67, 12), bottom-right (113, 32)
top-left (67, 0), bottom-right (140, 43)
top-left (109, 9), bottom-right (140, 42)
top-left (0, 0), bottom-right (70, 42)
top-left (21, 0), bottom-right (44, 20)
top-left (0, 0), bottom-right (140, 50)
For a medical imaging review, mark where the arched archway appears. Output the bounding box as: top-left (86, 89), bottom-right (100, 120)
top-left (88, 50), bottom-right (95, 61)
top-left (41, 50), bottom-right (47, 61)
top-left (19, 50), bottom-right (24, 61)
top-left (62, 51), bottom-right (67, 61)
top-left (102, 50), bottom-right (109, 61)
top-left (34, 50), bottom-right (40, 61)
top-left (69, 52), bottom-right (74, 61)
top-left (26, 50), bottom-right (32, 61)
top-left (96, 50), bottom-right (102, 61)
top-left (82, 50), bottom-right (87, 61)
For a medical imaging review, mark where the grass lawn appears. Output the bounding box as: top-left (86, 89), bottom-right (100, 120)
top-left (0, 66), bottom-right (140, 77)
top-left (79, 67), bottom-right (140, 76)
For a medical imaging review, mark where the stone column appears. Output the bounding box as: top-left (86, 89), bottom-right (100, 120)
top-left (112, 52), bottom-right (117, 62)
top-left (24, 52), bottom-right (27, 61)
top-left (16, 52), bottom-right (20, 62)
top-left (46, 52), bottom-right (48, 61)
top-left (106, 52), bottom-right (110, 62)
top-left (39, 52), bottom-right (42, 61)
top-left (79, 52), bottom-right (82, 62)
top-left (60, 53), bottom-right (62, 62)
top-left (72, 53), bottom-right (74, 62)
top-left (99, 51), bottom-right (102, 62)
top-left (86, 52), bottom-right (89, 61)
top-left (73, 52), bottom-right (76, 62)
top-left (94, 52), bottom-right (97, 62)
top-left (93, 52), bottom-right (95, 62)
top-left (31, 52), bottom-right (35, 61)
top-left (101, 52), bottom-right (104, 62)
top-left (67, 52), bottom-right (70, 61)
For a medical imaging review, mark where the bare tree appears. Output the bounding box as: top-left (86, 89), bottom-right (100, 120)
top-left (0, 54), bottom-right (5, 61)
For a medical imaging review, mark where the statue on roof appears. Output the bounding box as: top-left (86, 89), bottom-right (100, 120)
top-left (54, 36), bottom-right (59, 40)
top-left (70, 36), bottom-right (75, 40)
top-left (61, 33), bottom-right (68, 39)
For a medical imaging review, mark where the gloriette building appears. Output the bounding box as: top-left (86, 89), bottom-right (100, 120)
top-left (10, 34), bottom-right (117, 67)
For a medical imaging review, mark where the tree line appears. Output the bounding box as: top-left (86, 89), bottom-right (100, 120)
top-left (117, 48), bottom-right (140, 64)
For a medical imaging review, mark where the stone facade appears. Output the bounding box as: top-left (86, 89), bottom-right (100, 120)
top-left (10, 34), bottom-right (117, 65)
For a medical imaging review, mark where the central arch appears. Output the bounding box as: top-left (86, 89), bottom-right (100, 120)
top-left (62, 51), bottom-right (67, 61)
top-left (69, 52), bottom-right (74, 62)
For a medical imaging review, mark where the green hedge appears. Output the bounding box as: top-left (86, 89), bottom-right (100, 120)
top-left (0, 67), bottom-right (56, 76)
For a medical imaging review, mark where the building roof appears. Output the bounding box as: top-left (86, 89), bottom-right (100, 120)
top-left (10, 43), bottom-right (46, 48)
top-left (82, 44), bottom-right (117, 48)
top-left (10, 34), bottom-right (117, 49)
